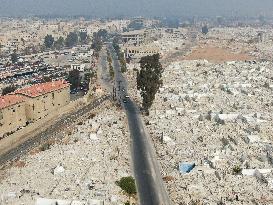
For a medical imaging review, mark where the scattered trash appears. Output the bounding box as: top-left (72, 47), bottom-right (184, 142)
top-left (53, 165), bottom-right (65, 175)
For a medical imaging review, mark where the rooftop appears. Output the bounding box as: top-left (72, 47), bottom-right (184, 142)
top-left (0, 94), bottom-right (26, 110)
top-left (122, 29), bottom-right (146, 36)
top-left (15, 80), bottom-right (69, 98)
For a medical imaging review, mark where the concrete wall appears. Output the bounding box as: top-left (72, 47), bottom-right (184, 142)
top-left (0, 97), bottom-right (87, 157)
top-left (0, 101), bottom-right (27, 137)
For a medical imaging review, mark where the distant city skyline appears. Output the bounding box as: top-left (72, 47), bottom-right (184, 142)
top-left (0, 0), bottom-right (273, 18)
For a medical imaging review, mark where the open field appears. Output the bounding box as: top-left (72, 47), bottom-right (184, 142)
top-left (183, 46), bottom-right (254, 63)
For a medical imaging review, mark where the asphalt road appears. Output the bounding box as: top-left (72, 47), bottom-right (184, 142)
top-left (107, 44), bottom-right (172, 205)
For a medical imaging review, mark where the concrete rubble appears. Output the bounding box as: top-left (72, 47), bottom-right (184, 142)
top-left (204, 27), bottom-right (273, 60)
top-left (35, 197), bottom-right (103, 205)
top-left (132, 59), bottom-right (273, 204)
top-left (0, 104), bottom-right (131, 205)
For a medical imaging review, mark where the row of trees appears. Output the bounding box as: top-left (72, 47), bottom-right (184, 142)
top-left (113, 36), bottom-right (127, 73)
top-left (67, 69), bottom-right (96, 91)
top-left (44, 31), bottom-right (89, 49)
top-left (107, 50), bottom-right (114, 79)
top-left (91, 29), bottom-right (108, 57)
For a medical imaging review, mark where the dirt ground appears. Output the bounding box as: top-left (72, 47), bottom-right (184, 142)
top-left (183, 46), bottom-right (254, 63)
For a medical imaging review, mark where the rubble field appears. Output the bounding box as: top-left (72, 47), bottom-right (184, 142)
top-left (200, 27), bottom-right (273, 61)
top-left (0, 103), bottom-right (132, 205)
top-left (143, 60), bottom-right (273, 204)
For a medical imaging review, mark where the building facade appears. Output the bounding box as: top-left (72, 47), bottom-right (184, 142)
top-left (123, 45), bottom-right (160, 59)
top-left (0, 95), bottom-right (27, 137)
top-left (15, 81), bottom-right (70, 122)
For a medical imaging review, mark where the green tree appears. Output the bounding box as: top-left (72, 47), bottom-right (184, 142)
top-left (10, 52), bottom-right (18, 64)
top-left (44, 34), bottom-right (55, 48)
top-left (137, 54), bottom-right (163, 113)
top-left (54, 36), bottom-right (65, 50)
top-left (120, 53), bottom-right (127, 73)
top-left (2, 85), bottom-right (16, 95)
top-left (201, 25), bottom-right (209, 35)
top-left (79, 32), bottom-right (88, 44)
top-left (41, 76), bottom-right (52, 83)
top-left (107, 50), bottom-right (114, 79)
top-left (113, 35), bottom-right (122, 46)
top-left (68, 69), bottom-right (81, 90)
top-left (97, 29), bottom-right (108, 41)
top-left (116, 176), bottom-right (137, 196)
top-left (65, 32), bottom-right (78, 47)
top-left (112, 38), bottom-right (127, 73)
top-left (109, 64), bottom-right (114, 79)
top-left (107, 50), bottom-right (112, 64)
top-left (84, 70), bottom-right (96, 82)
top-left (91, 32), bottom-right (103, 53)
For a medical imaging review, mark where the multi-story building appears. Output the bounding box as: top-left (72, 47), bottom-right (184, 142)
top-left (123, 44), bottom-right (160, 59)
top-left (0, 95), bottom-right (27, 137)
top-left (122, 30), bottom-right (145, 46)
top-left (15, 80), bottom-right (70, 122)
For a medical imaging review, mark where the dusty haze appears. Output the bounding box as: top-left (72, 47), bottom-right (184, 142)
top-left (0, 0), bottom-right (273, 17)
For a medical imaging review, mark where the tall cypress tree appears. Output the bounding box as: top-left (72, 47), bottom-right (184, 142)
top-left (137, 54), bottom-right (163, 113)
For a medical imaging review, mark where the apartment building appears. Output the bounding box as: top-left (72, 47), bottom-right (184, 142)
top-left (122, 30), bottom-right (146, 46)
top-left (0, 95), bottom-right (27, 137)
top-left (123, 44), bottom-right (160, 59)
top-left (15, 80), bottom-right (70, 122)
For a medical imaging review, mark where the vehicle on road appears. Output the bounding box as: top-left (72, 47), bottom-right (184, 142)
top-left (125, 95), bottom-right (129, 98)
top-left (123, 98), bottom-right (127, 103)
top-left (70, 88), bottom-right (78, 94)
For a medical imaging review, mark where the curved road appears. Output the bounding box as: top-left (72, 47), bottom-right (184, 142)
top-left (107, 44), bottom-right (172, 205)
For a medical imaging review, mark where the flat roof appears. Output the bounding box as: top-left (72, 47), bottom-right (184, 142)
top-left (122, 29), bottom-right (146, 36)
top-left (0, 94), bottom-right (26, 110)
top-left (15, 80), bottom-right (69, 98)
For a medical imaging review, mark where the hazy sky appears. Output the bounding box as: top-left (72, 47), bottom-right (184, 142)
top-left (0, 0), bottom-right (273, 17)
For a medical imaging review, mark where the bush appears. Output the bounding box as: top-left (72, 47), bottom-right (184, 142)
top-left (232, 165), bottom-right (242, 175)
top-left (40, 143), bottom-right (50, 151)
top-left (116, 176), bottom-right (137, 196)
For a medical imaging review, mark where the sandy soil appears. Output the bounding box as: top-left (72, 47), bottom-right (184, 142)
top-left (183, 46), bottom-right (254, 63)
